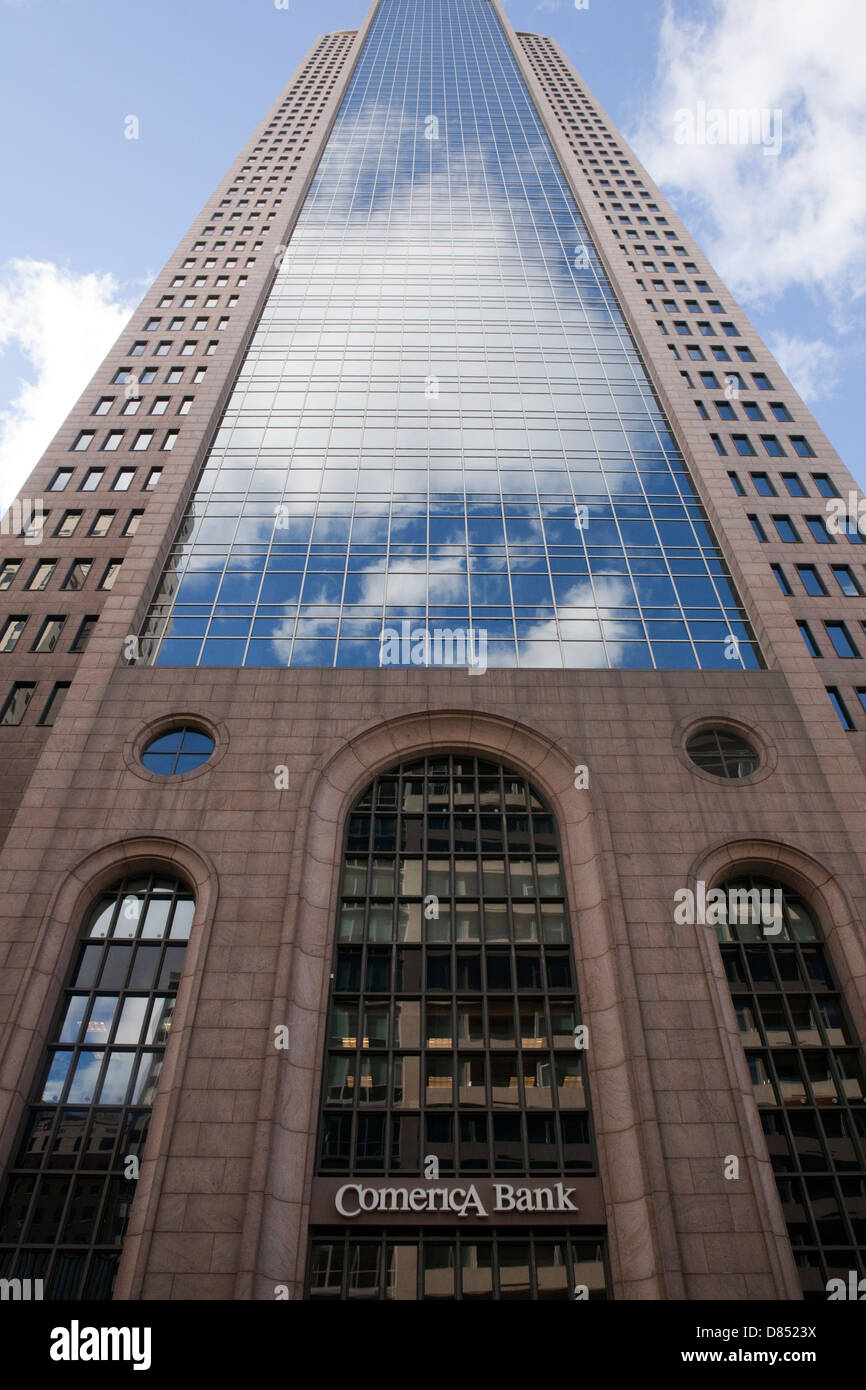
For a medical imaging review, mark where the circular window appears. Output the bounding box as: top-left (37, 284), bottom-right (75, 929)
top-left (142, 726), bottom-right (215, 776)
top-left (686, 728), bottom-right (759, 779)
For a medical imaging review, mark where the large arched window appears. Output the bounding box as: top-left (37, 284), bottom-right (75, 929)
top-left (717, 876), bottom-right (866, 1299)
top-left (0, 873), bottom-right (194, 1299)
top-left (306, 754), bottom-right (607, 1300)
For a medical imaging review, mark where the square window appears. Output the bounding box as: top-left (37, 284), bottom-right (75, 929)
top-left (166, 368), bottom-right (184, 384)
top-left (797, 566), bottom-right (826, 597)
top-left (699, 372), bottom-right (719, 389)
top-left (70, 616), bottom-right (98, 652)
top-left (72, 431), bottom-right (94, 452)
top-left (752, 372), bottom-right (772, 390)
top-left (697, 322), bottom-right (715, 336)
top-left (771, 402), bottom-right (793, 422)
top-left (161, 432), bottom-right (178, 451)
top-left (711, 346), bottom-right (731, 361)
top-left (791, 436), bottom-right (815, 458)
top-left (743, 402), bottom-right (764, 421)
top-left (149, 398), bottom-right (170, 416)
top-left (761, 435), bottom-right (785, 457)
top-left (0, 683), bottom-right (36, 726)
top-left (139, 369), bottom-right (157, 384)
top-left (89, 511), bottom-right (115, 537)
top-left (715, 401), bottom-right (736, 420)
top-left (119, 399), bottom-right (140, 416)
top-left (773, 515), bottom-right (800, 543)
top-left (0, 561), bottom-right (21, 591)
top-left (153, 341), bottom-right (171, 357)
top-left (781, 473), bottom-right (806, 497)
top-left (0, 616), bottom-right (28, 652)
top-left (103, 431), bottom-right (124, 450)
top-left (62, 560), bottom-right (92, 591)
top-left (686, 345), bottom-right (705, 361)
top-left (31, 616), bottom-right (66, 654)
top-left (827, 686), bottom-right (854, 730)
top-left (80, 469), bottom-right (104, 492)
top-left (770, 564), bottom-right (791, 595)
top-left (831, 565), bottom-right (860, 597)
top-left (38, 682), bottom-right (70, 727)
top-left (178, 397), bottom-right (193, 415)
top-left (112, 469), bottom-right (135, 491)
top-left (144, 468), bottom-right (162, 489)
top-left (806, 516), bottom-right (834, 544)
top-left (736, 346), bottom-right (756, 362)
top-left (99, 560), bottom-right (122, 591)
top-left (193, 368), bottom-right (207, 384)
top-left (811, 473), bottom-right (838, 498)
top-left (112, 369), bottom-right (132, 384)
top-left (55, 512), bottom-right (81, 537)
top-left (733, 435), bottom-right (756, 457)
top-left (128, 342), bottom-right (146, 356)
top-left (93, 397), bottom-right (113, 416)
top-left (122, 511), bottom-right (143, 537)
top-left (49, 469), bottom-right (72, 491)
top-left (825, 622), bottom-right (859, 658)
top-left (797, 621), bottom-right (821, 657)
top-left (721, 323), bottom-right (738, 337)
top-left (180, 341), bottom-right (196, 356)
top-left (132, 432), bottom-right (153, 451)
top-left (750, 473), bottom-right (776, 496)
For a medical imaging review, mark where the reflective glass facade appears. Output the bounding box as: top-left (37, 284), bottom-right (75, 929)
top-left (142, 0), bottom-right (760, 671)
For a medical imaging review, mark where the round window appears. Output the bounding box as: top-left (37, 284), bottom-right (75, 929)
top-left (142, 726), bottom-right (214, 776)
top-left (686, 728), bottom-right (758, 779)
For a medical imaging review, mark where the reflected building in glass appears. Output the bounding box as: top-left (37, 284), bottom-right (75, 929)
top-left (140, 0), bottom-right (759, 673)
top-left (1, 0), bottom-right (865, 1304)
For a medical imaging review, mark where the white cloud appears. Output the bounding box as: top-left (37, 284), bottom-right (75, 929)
top-left (628, 0), bottom-right (866, 307)
top-left (0, 259), bottom-right (137, 511)
top-left (765, 333), bottom-right (840, 404)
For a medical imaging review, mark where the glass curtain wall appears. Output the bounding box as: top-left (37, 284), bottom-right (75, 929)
top-left (142, 0), bottom-right (759, 672)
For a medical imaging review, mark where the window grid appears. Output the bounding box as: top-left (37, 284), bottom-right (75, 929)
top-left (317, 755), bottom-right (597, 1178)
top-left (718, 877), bottom-right (866, 1299)
top-left (0, 874), bottom-right (194, 1300)
top-left (306, 1226), bottom-right (608, 1300)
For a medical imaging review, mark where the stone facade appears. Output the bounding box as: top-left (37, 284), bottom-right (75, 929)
top-left (0, 0), bottom-right (865, 1300)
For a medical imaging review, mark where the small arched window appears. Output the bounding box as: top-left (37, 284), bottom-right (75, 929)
top-left (0, 873), bottom-right (194, 1299)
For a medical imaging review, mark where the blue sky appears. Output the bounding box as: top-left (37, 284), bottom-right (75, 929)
top-left (1, 0), bottom-right (863, 507)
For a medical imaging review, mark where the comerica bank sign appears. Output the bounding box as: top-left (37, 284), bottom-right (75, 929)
top-left (336, 1181), bottom-right (580, 1218)
top-left (310, 1177), bottom-right (606, 1226)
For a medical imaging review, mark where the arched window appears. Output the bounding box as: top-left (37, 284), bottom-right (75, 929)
top-left (306, 754), bottom-right (608, 1300)
top-left (0, 873), bottom-right (194, 1299)
top-left (716, 876), bottom-right (866, 1299)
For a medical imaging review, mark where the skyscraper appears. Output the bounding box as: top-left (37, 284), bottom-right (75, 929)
top-left (0, 0), bottom-right (864, 1303)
